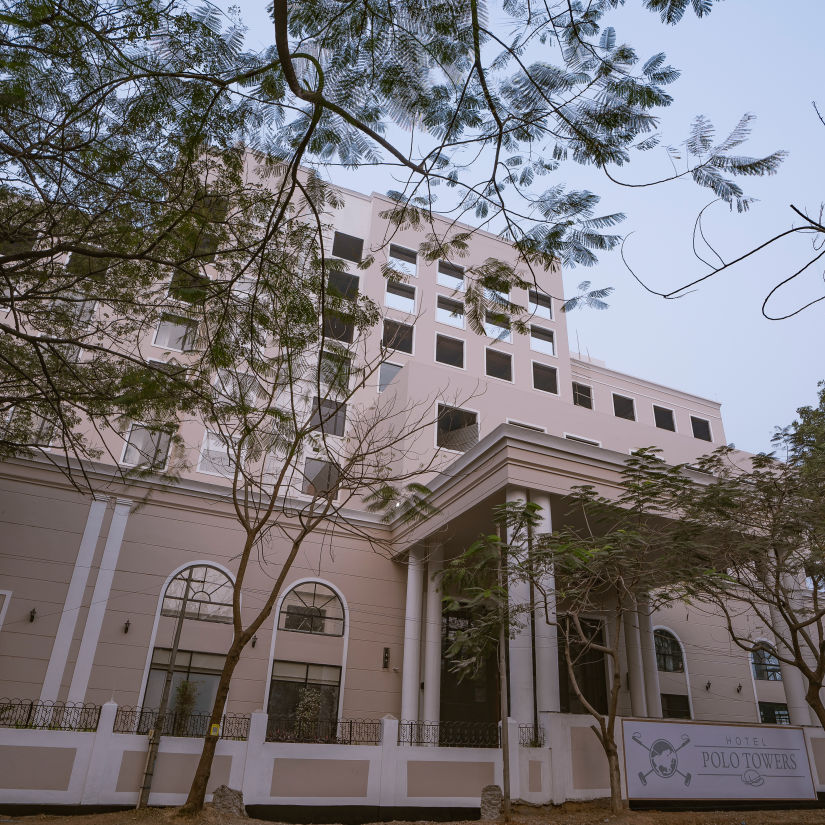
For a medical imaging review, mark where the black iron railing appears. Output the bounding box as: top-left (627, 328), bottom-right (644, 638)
top-left (113, 707), bottom-right (250, 740)
top-left (398, 720), bottom-right (500, 748)
top-left (265, 717), bottom-right (381, 745)
top-left (518, 723), bottom-right (545, 747)
top-left (0, 698), bottom-right (101, 731)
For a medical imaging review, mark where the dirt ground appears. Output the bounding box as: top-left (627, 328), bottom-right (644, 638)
top-left (3, 800), bottom-right (825, 825)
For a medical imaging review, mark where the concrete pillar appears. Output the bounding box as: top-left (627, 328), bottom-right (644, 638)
top-left (506, 487), bottom-right (534, 724)
top-left (623, 602), bottom-right (648, 718)
top-left (401, 547), bottom-right (424, 721)
top-left (531, 493), bottom-right (560, 717)
top-left (768, 602), bottom-right (811, 726)
top-left (422, 545), bottom-right (443, 723)
top-left (638, 600), bottom-right (662, 718)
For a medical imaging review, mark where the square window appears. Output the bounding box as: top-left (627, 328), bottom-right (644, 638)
top-left (154, 314), bottom-right (198, 351)
top-left (436, 296), bottom-right (464, 328)
top-left (385, 281), bottom-right (416, 313)
top-left (691, 416), bottom-right (712, 441)
top-left (654, 405), bottom-right (676, 431)
top-left (378, 362), bottom-right (403, 392)
top-left (197, 431), bottom-right (238, 476)
top-left (484, 312), bottom-right (511, 343)
top-left (437, 260), bottom-right (464, 291)
top-left (302, 458), bottom-right (341, 498)
top-left (486, 349), bottom-right (512, 381)
top-left (168, 272), bottom-right (210, 304)
top-left (388, 244), bottom-right (417, 278)
top-left (572, 382), bottom-right (592, 409)
top-left (533, 362), bottom-right (558, 394)
top-left (319, 351), bottom-right (351, 388)
top-left (323, 311), bottom-right (354, 343)
top-left (383, 319), bottom-right (413, 353)
top-left (435, 335), bottom-right (464, 368)
top-left (66, 251), bottom-right (110, 278)
top-left (437, 404), bottom-right (478, 452)
top-left (328, 270), bottom-right (359, 301)
top-left (122, 425), bottom-right (172, 470)
top-left (310, 397), bottom-right (346, 437)
top-left (332, 231), bottom-right (363, 263)
top-left (214, 370), bottom-right (261, 406)
top-left (528, 289), bottom-right (553, 319)
top-left (613, 394), bottom-right (636, 421)
top-left (661, 694), bottom-right (692, 720)
top-left (530, 325), bottom-right (555, 356)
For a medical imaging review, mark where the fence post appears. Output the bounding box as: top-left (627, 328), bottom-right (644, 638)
top-left (506, 717), bottom-right (521, 802)
top-left (81, 701), bottom-right (118, 805)
top-left (378, 715), bottom-right (400, 810)
top-left (240, 711), bottom-right (269, 806)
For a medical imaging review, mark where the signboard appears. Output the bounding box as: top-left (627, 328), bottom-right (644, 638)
top-left (622, 719), bottom-right (816, 801)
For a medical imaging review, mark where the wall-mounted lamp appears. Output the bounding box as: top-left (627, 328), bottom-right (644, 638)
top-left (29, 608), bottom-right (37, 623)
top-left (382, 647), bottom-right (391, 669)
top-left (705, 681), bottom-right (712, 691)
top-left (251, 635), bottom-right (257, 648)
top-left (123, 619), bottom-right (131, 634)
top-left (736, 683), bottom-right (742, 693)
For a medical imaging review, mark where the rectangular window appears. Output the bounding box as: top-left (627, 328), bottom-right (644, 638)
top-left (533, 362), bottom-right (558, 394)
top-left (310, 397), bottom-right (346, 437)
top-left (267, 661), bottom-right (342, 732)
top-left (327, 270), bottom-right (359, 301)
top-left (154, 314), bottom-right (198, 352)
top-left (437, 260), bottom-right (464, 291)
top-left (654, 405), bottom-right (676, 431)
top-left (436, 296), bottom-right (464, 328)
top-left (530, 325), bottom-right (555, 356)
top-left (613, 394), bottom-right (636, 421)
top-left (378, 362), bottom-right (403, 392)
top-left (759, 701), bottom-right (791, 725)
top-left (565, 434), bottom-right (599, 447)
top-left (168, 272), bottom-right (210, 304)
top-left (385, 281), bottom-right (416, 313)
top-left (319, 351), bottom-right (351, 389)
top-left (572, 382), bottom-right (593, 409)
top-left (122, 425), bottom-right (172, 470)
top-left (661, 694), bottom-right (692, 720)
top-left (197, 431), bottom-right (238, 477)
top-left (332, 231), bottom-right (363, 263)
top-left (437, 404), bottom-right (478, 452)
top-left (484, 313), bottom-right (511, 343)
top-left (691, 416), bottom-right (712, 441)
top-left (302, 458), bottom-right (341, 498)
top-left (388, 244), bottom-right (417, 278)
top-left (66, 251), bottom-right (110, 278)
top-left (557, 617), bottom-right (608, 715)
top-left (323, 311), bottom-right (354, 343)
top-left (383, 319), bottom-right (413, 353)
top-left (214, 370), bottom-right (260, 407)
top-left (528, 289), bottom-right (553, 319)
top-left (435, 335), bottom-right (464, 368)
top-left (486, 349), bottom-right (512, 381)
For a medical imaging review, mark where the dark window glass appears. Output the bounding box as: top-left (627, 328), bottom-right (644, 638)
top-left (655, 629), bottom-right (684, 672)
top-left (661, 694), bottom-right (691, 719)
top-left (691, 416), bottom-right (712, 441)
top-left (310, 397), bottom-right (346, 437)
top-left (557, 617), bottom-right (607, 714)
top-left (328, 270), bottom-right (359, 301)
top-left (144, 649), bottom-right (225, 725)
top-left (572, 382), bottom-right (592, 409)
top-left (759, 701), bottom-right (790, 725)
top-left (437, 404), bottom-right (478, 452)
top-left (389, 244), bottom-right (417, 265)
top-left (486, 349), bottom-right (512, 381)
top-left (302, 458), bottom-right (341, 498)
top-left (533, 363), bottom-right (558, 393)
top-left (378, 362), bottom-right (402, 392)
top-left (66, 251), bottom-right (111, 278)
top-left (613, 394), bottom-right (636, 421)
top-left (323, 311), bottom-right (354, 343)
top-left (436, 335), bottom-right (464, 368)
top-left (654, 405), bottom-right (676, 431)
top-left (332, 231), bottom-right (363, 263)
top-left (169, 272), bottom-right (210, 304)
top-left (319, 351), bottom-right (351, 388)
top-left (383, 319), bottom-right (414, 353)
top-left (528, 289), bottom-right (553, 318)
top-left (752, 644), bottom-right (782, 681)
top-left (267, 661), bottom-right (342, 734)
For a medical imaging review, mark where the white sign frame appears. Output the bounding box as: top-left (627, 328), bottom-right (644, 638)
top-left (622, 718), bottom-right (816, 802)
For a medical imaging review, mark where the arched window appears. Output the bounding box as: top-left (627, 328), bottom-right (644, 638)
top-left (161, 565), bottom-right (233, 623)
top-left (654, 629), bottom-right (684, 673)
top-left (752, 642), bottom-right (782, 681)
top-left (278, 582), bottom-right (344, 637)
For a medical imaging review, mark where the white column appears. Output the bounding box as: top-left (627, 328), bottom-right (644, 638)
top-left (638, 600), bottom-right (662, 718)
top-left (422, 545), bottom-right (443, 723)
top-left (67, 498), bottom-right (132, 703)
top-left (623, 601), bottom-right (648, 718)
top-left (507, 486), bottom-right (534, 724)
top-left (768, 601), bottom-right (811, 726)
top-left (41, 498), bottom-right (107, 701)
top-left (531, 493), bottom-right (560, 717)
top-left (400, 547), bottom-right (424, 722)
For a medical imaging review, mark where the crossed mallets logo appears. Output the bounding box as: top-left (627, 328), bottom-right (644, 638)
top-left (631, 732), bottom-right (692, 786)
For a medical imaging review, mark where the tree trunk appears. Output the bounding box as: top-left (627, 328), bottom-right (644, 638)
top-left (180, 641), bottom-right (243, 814)
top-left (605, 742), bottom-right (624, 814)
top-left (806, 683), bottom-right (825, 729)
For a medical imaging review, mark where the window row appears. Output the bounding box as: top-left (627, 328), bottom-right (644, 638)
top-left (571, 381), bottom-right (713, 442)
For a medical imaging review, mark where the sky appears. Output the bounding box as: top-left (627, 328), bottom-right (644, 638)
top-left (226, 0), bottom-right (824, 454)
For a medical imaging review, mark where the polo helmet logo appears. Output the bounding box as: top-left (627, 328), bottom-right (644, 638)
top-left (631, 731), bottom-right (692, 786)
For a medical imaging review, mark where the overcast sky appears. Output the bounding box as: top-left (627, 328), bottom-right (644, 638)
top-left (228, 0), bottom-right (823, 454)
